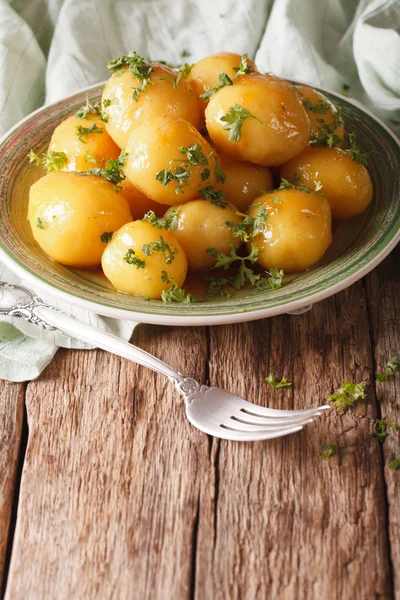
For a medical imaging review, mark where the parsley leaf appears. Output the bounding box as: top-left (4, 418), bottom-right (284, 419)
top-left (85, 151), bottom-right (128, 184)
top-left (233, 55), bottom-right (254, 75)
top-left (142, 208), bottom-right (180, 230)
top-left (176, 63), bottom-right (194, 86)
top-left (75, 122), bottom-right (104, 142)
top-left (28, 149), bottom-right (68, 173)
top-left (161, 283), bottom-right (196, 303)
top-left (278, 176), bottom-right (324, 199)
top-left (205, 275), bottom-right (231, 298)
top-left (75, 96), bottom-right (107, 121)
top-left (199, 186), bottom-right (228, 207)
top-left (327, 380), bottom-right (366, 409)
top-left (207, 243), bottom-right (261, 290)
top-left (374, 419), bottom-right (388, 444)
top-left (100, 231), bottom-right (113, 244)
top-left (178, 144), bottom-right (212, 166)
top-left (106, 51), bottom-right (154, 101)
top-left (376, 356), bottom-right (400, 382)
top-left (303, 97), bottom-right (331, 114)
top-left (320, 443), bottom-right (336, 459)
top-left (36, 217), bottom-right (48, 230)
top-left (156, 167), bottom-right (190, 194)
top-left (142, 236), bottom-right (178, 264)
top-left (215, 156), bottom-right (227, 184)
top-left (200, 72), bottom-right (233, 102)
top-left (264, 374), bottom-right (292, 389)
top-left (225, 205), bottom-right (268, 242)
top-left (221, 104), bottom-right (263, 141)
top-left (310, 111), bottom-right (343, 148)
top-left (389, 457), bottom-right (400, 471)
top-left (123, 248), bottom-right (146, 269)
top-left (267, 266), bottom-right (284, 290)
top-left (346, 132), bottom-right (369, 166)
top-left (85, 149), bottom-right (97, 163)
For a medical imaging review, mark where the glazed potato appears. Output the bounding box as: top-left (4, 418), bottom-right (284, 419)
top-left (125, 116), bottom-right (219, 205)
top-left (164, 200), bottom-right (242, 271)
top-left (248, 189), bottom-right (332, 272)
top-left (102, 63), bottom-right (201, 149)
top-left (215, 154), bottom-right (274, 212)
top-left (296, 85), bottom-right (344, 144)
top-left (119, 175), bottom-right (166, 220)
top-left (28, 172), bottom-right (132, 268)
top-left (280, 146), bottom-right (373, 221)
top-left (102, 221), bottom-right (187, 298)
top-left (48, 114), bottom-right (120, 171)
top-left (205, 73), bottom-right (310, 166)
top-left (188, 52), bottom-right (257, 117)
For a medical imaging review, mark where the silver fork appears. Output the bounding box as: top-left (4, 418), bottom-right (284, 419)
top-left (0, 282), bottom-right (329, 441)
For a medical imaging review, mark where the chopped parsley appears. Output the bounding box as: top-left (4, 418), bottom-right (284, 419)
top-left (177, 144), bottom-right (212, 166)
top-left (376, 356), bottom-right (400, 382)
top-left (161, 270), bottom-right (172, 283)
top-left (142, 208), bottom-right (180, 230)
top-left (75, 96), bottom-right (108, 122)
top-left (106, 51), bottom-right (154, 101)
top-left (215, 156), bottom-right (227, 183)
top-left (327, 380), bottom-right (366, 409)
top-left (200, 72), bottom-right (233, 102)
top-left (374, 419), bottom-right (388, 444)
top-left (206, 244), bottom-right (259, 289)
top-left (221, 104), bottom-right (263, 141)
top-left (142, 236), bottom-right (178, 264)
top-left (205, 275), bottom-right (231, 298)
top-left (303, 97), bottom-right (331, 114)
top-left (85, 149), bottom-right (97, 163)
top-left (161, 283), bottom-right (196, 303)
top-left (267, 266), bottom-right (284, 290)
top-left (36, 217), bottom-right (48, 230)
top-left (156, 167), bottom-right (190, 194)
top-left (278, 175), bottom-right (324, 199)
top-left (199, 186), bottom-right (228, 207)
top-left (85, 151), bottom-right (127, 184)
top-left (346, 132), bottom-right (369, 166)
top-left (264, 374), bottom-right (292, 389)
top-left (320, 443), bottom-right (336, 459)
top-left (233, 55), bottom-right (254, 76)
top-left (176, 63), bottom-right (194, 87)
top-left (310, 110), bottom-right (343, 148)
top-left (28, 149), bottom-right (68, 173)
top-left (155, 143), bottom-right (214, 194)
top-left (123, 248), bottom-right (146, 269)
top-left (100, 232), bottom-right (113, 244)
top-left (225, 205), bottom-right (268, 242)
top-left (76, 122), bottom-right (104, 142)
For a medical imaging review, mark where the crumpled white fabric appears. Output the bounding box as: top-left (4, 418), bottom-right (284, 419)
top-left (0, 0), bottom-right (399, 381)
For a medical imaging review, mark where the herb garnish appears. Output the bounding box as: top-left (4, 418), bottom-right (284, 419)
top-left (142, 236), bottom-right (178, 264)
top-left (100, 232), bottom-right (113, 244)
top-left (85, 151), bottom-right (127, 185)
top-left (28, 149), bottom-right (68, 173)
top-left (320, 443), bottom-right (336, 459)
top-left (142, 208), bottom-right (180, 230)
top-left (76, 122), bottom-right (104, 142)
top-left (303, 97), bottom-right (331, 114)
top-left (199, 186), bottom-right (228, 207)
top-left (346, 132), bottom-right (369, 166)
top-left (310, 110), bottom-right (343, 148)
top-left (376, 356), bottom-right (400, 382)
top-left (374, 419), bottom-right (388, 444)
top-left (155, 144), bottom-right (214, 194)
top-left (200, 72), bottom-right (233, 102)
top-left (162, 63), bottom-right (194, 88)
top-left (278, 175), bottom-right (324, 199)
top-left (123, 248), bottom-right (146, 269)
top-left (205, 275), bottom-right (232, 298)
top-left (225, 205), bottom-right (268, 241)
top-left (106, 51), bottom-right (154, 101)
top-left (264, 374), bottom-right (292, 389)
top-left (36, 217), bottom-right (48, 230)
top-left (161, 283), bottom-right (196, 303)
top-left (215, 156), bottom-right (227, 183)
top-left (327, 380), bottom-right (366, 409)
top-left (75, 96), bottom-right (108, 122)
top-left (85, 149), bottom-right (97, 163)
top-left (221, 104), bottom-right (263, 141)
top-left (233, 55), bottom-right (254, 76)
top-left (389, 458), bottom-right (400, 471)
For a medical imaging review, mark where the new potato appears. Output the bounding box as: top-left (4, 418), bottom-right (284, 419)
top-left (248, 189), bottom-right (332, 272)
top-left (216, 155), bottom-right (274, 211)
top-left (119, 175), bottom-right (166, 220)
top-left (102, 221), bottom-right (187, 298)
top-left (205, 73), bottom-right (310, 166)
top-left (28, 172), bottom-right (132, 268)
top-left (296, 85), bottom-right (344, 144)
top-left (280, 146), bottom-right (373, 221)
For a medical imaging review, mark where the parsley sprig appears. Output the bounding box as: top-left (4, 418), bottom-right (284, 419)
top-left (327, 380), bottom-right (366, 409)
top-left (28, 149), bottom-right (68, 173)
top-left (162, 63), bottom-right (194, 88)
top-left (374, 419), bottom-right (388, 444)
top-left (346, 132), bottom-right (369, 166)
top-left (142, 236), bottom-right (178, 264)
top-left (142, 208), bottom-right (180, 230)
top-left (205, 275), bottom-right (232, 298)
top-left (199, 186), bottom-right (228, 207)
top-left (303, 97), bottom-right (331, 114)
top-left (76, 122), bottom-right (104, 142)
top-left (233, 56), bottom-right (253, 76)
top-left (376, 356), bottom-right (400, 382)
top-left (85, 151), bottom-right (128, 185)
top-left (221, 104), bottom-right (263, 141)
top-left (156, 144), bottom-right (215, 194)
top-left (161, 283), bottom-right (195, 303)
top-left (76, 96), bottom-right (108, 122)
top-left (106, 51), bottom-right (154, 101)
top-left (264, 374), bottom-right (292, 389)
top-left (278, 174), bottom-right (324, 199)
top-left (225, 205), bottom-right (268, 242)
top-left (200, 72), bottom-right (233, 102)
top-left (123, 248), bottom-right (146, 269)
top-left (310, 110), bottom-right (343, 148)
top-left (100, 232), bottom-right (114, 244)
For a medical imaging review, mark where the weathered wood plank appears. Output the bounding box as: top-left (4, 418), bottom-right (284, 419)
top-left (195, 280), bottom-right (392, 600)
top-left (364, 244), bottom-right (400, 598)
top-left (0, 381), bottom-right (24, 591)
top-left (4, 325), bottom-right (209, 600)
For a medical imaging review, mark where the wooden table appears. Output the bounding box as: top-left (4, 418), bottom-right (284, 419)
top-left (0, 244), bottom-right (399, 600)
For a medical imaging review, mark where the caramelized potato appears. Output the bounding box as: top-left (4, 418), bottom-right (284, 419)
top-left (216, 155), bottom-right (274, 211)
top-left (296, 85), bottom-right (344, 144)
top-left (164, 200), bottom-right (242, 271)
top-left (205, 73), bottom-right (310, 166)
top-left (248, 189), bottom-right (332, 272)
top-left (102, 221), bottom-right (187, 298)
top-left (28, 172), bottom-right (132, 267)
top-left (102, 63), bottom-right (201, 149)
top-left (125, 116), bottom-right (219, 205)
top-left (280, 146), bottom-right (373, 221)
top-left (48, 114), bottom-right (120, 171)
top-left (188, 52), bottom-right (257, 118)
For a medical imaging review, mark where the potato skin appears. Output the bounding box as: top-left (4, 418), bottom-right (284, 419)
top-left (215, 154), bottom-right (274, 212)
top-left (102, 63), bottom-right (201, 149)
top-left (248, 189), bottom-right (332, 272)
top-left (205, 73), bottom-right (310, 166)
top-left (188, 52), bottom-right (257, 117)
top-left (119, 175), bottom-right (166, 220)
top-left (125, 116), bottom-right (219, 205)
top-left (280, 146), bottom-right (373, 221)
top-left (296, 85), bottom-right (344, 144)
top-left (101, 221), bottom-right (187, 298)
top-left (164, 200), bottom-right (242, 271)
top-left (28, 172), bottom-right (132, 268)
top-left (48, 114), bottom-right (120, 171)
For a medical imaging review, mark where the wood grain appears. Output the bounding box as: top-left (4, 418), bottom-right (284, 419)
top-left (364, 244), bottom-right (400, 597)
top-left (0, 381), bottom-right (24, 591)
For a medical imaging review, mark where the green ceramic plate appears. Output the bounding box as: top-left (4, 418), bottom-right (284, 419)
top-left (0, 83), bottom-right (399, 325)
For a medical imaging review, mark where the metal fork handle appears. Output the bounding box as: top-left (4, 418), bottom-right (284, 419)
top-left (35, 305), bottom-right (185, 384)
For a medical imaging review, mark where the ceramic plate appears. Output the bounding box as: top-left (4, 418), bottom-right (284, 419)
top-left (0, 83), bottom-right (399, 326)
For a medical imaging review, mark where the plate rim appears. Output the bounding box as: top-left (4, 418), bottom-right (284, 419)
top-left (0, 80), bottom-right (399, 326)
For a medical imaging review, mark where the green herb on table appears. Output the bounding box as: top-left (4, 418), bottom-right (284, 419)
top-left (123, 249), bottom-right (146, 269)
top-left (100, 232), bottom-right (113, 244)
top-left (376, 356), bottom-right (399, 382)
top-left (142, 208), bottom-right (180, 230)
top-left (28, 149), bottom-right (68, 173)
top-left (36, 217), bottom-right (48, 230)
top-left (142, 236), bottom-right (178, 264)
top-left (264, 374), bottom-right (292, 389)
top-left (161, 283), bottom-right (196, 303)
top-left (320, 443), bottom-right (336, 459)
top-left (389, 422), bottom-right (399, 432)
top-left (389, 457), bottom-right (400, 471)
top-left (374, 419), bottom-right (388, 444)
top-left (221, 104), bottom-right (263, 141)
top-left (327, 380), bottom-right (366, 409)
top-left (76, 122), bottom-right (104, 142)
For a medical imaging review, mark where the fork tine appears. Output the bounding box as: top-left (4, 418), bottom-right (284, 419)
top-left (225, 418), bottom-right (313, 432)
top-left (237, 400), bottom-right (331, 418)
top-left (230, 412), bottom-right (322, 426)
top-left (211, 425), bottom-right (304, 441)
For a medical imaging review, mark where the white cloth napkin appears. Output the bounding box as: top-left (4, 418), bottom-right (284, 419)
top-left (0, 0), bottom-right (399, 381)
